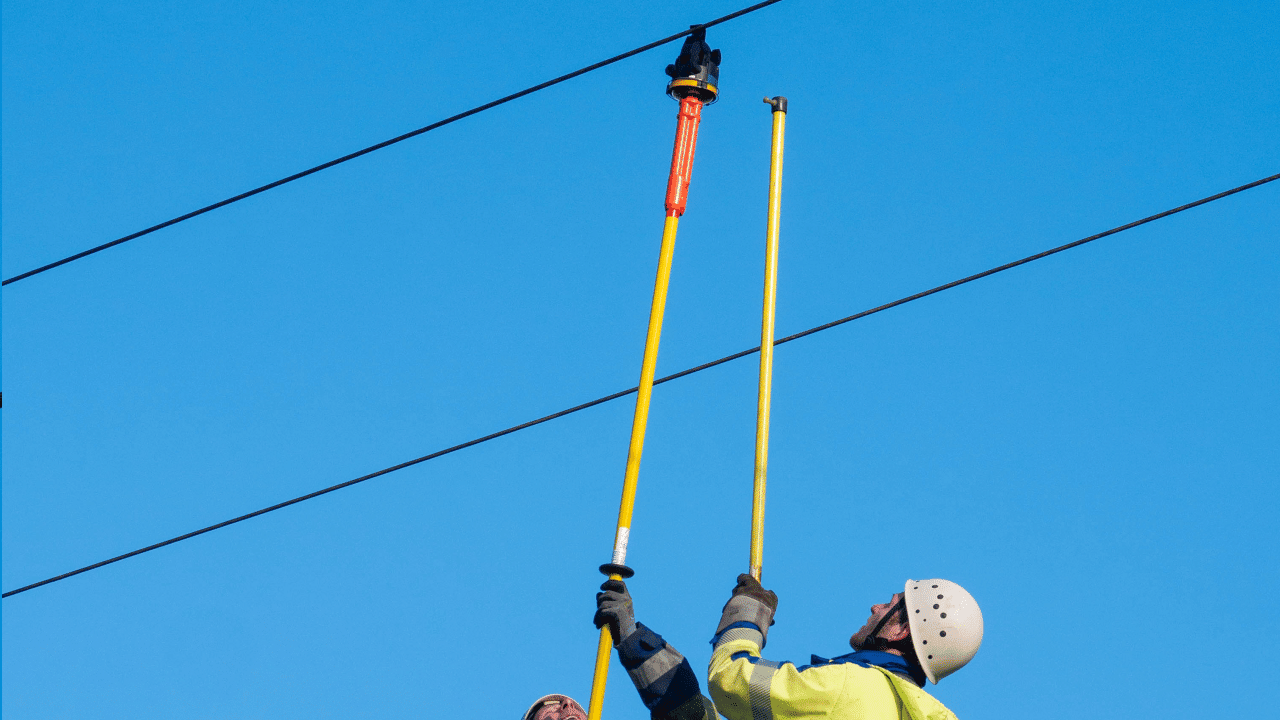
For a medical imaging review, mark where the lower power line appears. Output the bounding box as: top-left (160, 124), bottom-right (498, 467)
top-left (3, 171), bottom-right (1276, 598)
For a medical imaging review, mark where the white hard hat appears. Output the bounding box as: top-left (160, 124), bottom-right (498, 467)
top-left (903, 579), bottom-right (983, 684)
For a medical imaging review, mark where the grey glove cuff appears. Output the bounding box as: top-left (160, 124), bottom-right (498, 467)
top-left (715, 594), bottom-right (775, 644)
top-left (616, 615), bottom-right (638, 644)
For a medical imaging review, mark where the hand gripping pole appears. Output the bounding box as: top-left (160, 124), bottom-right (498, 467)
top-left (586, 97), bottom-right (702, 720)
top-left (750, 97), bottom-right (787, 581)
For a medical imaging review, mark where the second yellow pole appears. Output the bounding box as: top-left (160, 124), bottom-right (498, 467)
top-left (750, 97), bottom-right (787, 581)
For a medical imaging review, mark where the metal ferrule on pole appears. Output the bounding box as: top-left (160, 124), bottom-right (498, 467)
top-left (586, 94), bottom-right (705, 720)
top-left (750, 97), bottom-right (786, 581)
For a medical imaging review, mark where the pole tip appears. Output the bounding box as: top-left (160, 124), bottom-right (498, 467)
top-left (764, 96), bottom-right (788, 113)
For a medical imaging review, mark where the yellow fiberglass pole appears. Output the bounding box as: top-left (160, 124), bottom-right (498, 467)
top-left (586, 214), bottom-right (680, 720)
top-left (586, 87), bottom-right (707, 720)
top-left (751, 97), bottom-right (787, 581)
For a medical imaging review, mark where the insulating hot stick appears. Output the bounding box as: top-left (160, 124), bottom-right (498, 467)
top-left (586, 94), bottom-right (705, 720)
top-left (751, 97), bottom-right (787, 582)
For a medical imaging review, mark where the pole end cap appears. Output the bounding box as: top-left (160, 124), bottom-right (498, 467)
top-left (764, 96), bottom-right (787, 113)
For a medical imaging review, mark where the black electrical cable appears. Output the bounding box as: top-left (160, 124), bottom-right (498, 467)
top-left (3, 171), bottom-right (1275, 598)
top-left (0, 0), bottom-right (785, 287)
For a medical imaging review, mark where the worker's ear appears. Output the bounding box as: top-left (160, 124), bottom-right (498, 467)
top-left (881, 621), bottom-right (911, 644)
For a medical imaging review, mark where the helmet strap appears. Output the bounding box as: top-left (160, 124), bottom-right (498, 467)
top-left (861, 597), bottom-right (905, 651)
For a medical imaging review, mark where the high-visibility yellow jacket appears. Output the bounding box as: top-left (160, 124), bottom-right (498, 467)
top-left (708, 627), bottom-right (959, 720)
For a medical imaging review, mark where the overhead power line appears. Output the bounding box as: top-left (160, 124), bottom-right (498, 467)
top-left (1, 0), bottom-right (785, 287)
top-left (3, 171), bottom-right (1275, 598)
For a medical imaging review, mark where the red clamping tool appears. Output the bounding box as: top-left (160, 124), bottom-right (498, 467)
top-left (585, 27), bottom-right (720, 720)
top-left (662, 27), bottom-right (719, 217)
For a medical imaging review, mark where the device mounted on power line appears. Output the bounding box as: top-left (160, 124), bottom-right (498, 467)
top-left (665, 27), bottom-right (720, 103)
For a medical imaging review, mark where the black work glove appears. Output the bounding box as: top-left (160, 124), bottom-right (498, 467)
top-left (715, 573), bottom-right (778, 646)
top-left (594, 579), bottom-right (638, 645)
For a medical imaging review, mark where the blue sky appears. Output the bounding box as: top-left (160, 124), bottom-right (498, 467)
top-left (3, 1), bottom-right (1277, 718)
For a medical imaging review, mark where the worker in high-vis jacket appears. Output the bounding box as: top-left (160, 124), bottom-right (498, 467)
top-left (594, 580), bottom-right (719, 720)
top-left (708, 574), bottom-right (983, 720)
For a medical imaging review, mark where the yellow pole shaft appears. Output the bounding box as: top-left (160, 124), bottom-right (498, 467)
top-left (750, 106), bottom-right (786, 581)
top-left (586, 213), bottom-right (682, 720)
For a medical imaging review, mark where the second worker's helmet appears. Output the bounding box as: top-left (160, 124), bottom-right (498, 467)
top-left (521, 694), bottom-right (586, 720)
top-left (903, 579), bottom-right (983, 684)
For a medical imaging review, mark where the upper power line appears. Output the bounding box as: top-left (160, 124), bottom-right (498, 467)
top-left (4, 170), bottom-right (1275, 599)
top-left (1, 0), bottom-right (785, 287)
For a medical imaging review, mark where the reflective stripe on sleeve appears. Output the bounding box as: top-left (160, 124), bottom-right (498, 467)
top-left (748, 659), bottom-right (779, 720)
top-left (628, 645), bottom-right (684, 693)
top-left (714, 626), bottom-right (764, 650)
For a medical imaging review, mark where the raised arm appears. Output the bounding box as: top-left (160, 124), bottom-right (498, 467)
top-left (707, 575), bottom-right (849, 720)
top-left (594, 580), bottom-right (718, 720)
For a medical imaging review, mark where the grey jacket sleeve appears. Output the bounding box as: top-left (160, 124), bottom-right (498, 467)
top-left (616, 623), bottom-right (718, 720)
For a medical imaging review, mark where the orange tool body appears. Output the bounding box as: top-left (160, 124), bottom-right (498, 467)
top-left (665, 96), bottom-right (704, 217)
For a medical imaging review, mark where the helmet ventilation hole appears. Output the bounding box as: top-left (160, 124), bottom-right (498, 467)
top-left (933, 604), bottom-right (939, 609)
top-left (940, 613), bottom-right (947, 618)
top-left (940, 631), bottom-right (947, 637)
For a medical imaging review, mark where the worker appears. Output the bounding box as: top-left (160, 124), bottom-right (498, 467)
top-left (708, 574), bottom-right (983, 720)
top-left (522, 694), bottom-right (588, 720)
top-left (594, 579), bottom-right (719, 720)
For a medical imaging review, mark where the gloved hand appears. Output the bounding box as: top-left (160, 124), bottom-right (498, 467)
top-left (715, 573), bottom-right (778, 645)
top-left (594, 579), bottom-right (638, 645)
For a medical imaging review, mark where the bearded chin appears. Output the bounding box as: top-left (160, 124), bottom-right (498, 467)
top-left (851, 630), bottom-right (890, 652)
top-left (864, 636), bottom-right (891, 651)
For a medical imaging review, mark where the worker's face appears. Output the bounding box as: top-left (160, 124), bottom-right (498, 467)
top-left (849, 592), bottom-right (909, 650)
top-left (533, 697), bottom-right (587, 720)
